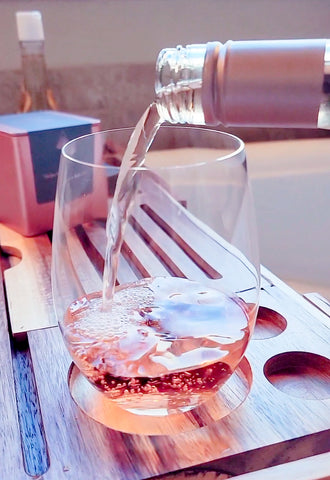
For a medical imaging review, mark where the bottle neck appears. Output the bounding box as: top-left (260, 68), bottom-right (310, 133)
top-left (19, 40), bottom-right (57, 112)
top-left (156, 39), bottom-right (330, 129)
top-left (155, 44), bottom-right (207, 124)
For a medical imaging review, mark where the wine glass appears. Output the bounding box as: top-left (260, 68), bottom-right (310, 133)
top-left (51, 126), bottom-right (259, 434)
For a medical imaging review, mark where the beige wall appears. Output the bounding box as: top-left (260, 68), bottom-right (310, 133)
top-left (0, 0), bottom-right (329, 71)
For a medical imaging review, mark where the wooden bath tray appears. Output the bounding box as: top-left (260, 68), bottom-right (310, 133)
top-left (0, 188), bottom-right (329, 479)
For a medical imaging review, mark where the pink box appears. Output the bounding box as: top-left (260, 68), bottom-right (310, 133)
top-left (0, 110), bottom-right (100, 236)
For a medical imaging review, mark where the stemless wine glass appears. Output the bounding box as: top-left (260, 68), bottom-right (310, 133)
top-left (52, 126), bottom-right (260, 435)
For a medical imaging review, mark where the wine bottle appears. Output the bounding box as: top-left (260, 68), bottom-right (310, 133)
top-left (16, 10), bottom-right (57, 112)
top-left (155, 39), bottom-right (330, 129)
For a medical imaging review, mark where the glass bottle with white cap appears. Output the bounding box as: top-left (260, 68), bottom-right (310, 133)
top-left (16, 10), bottom-right (57, 112)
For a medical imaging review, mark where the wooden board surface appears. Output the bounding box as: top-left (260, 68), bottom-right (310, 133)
top-left (0, 177), bottom-right (329, 479)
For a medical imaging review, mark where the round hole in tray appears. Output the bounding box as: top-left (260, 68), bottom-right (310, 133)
top-left (264, 351), bottom-right (330, 400)
top-left (0, 246), bottom-right (22, 268)
top-left (252, 306), bottom-right (287, 339)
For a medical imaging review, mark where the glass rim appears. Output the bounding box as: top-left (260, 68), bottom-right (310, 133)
top-left (61, 125), bottom-right (245, 169)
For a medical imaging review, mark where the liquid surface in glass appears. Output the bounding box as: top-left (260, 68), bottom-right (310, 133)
top-left (64, 277), bottom-right (251, 411)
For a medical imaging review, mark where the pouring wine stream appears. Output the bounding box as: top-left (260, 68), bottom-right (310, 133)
top-left (102, 102), bottom-right (162, 308)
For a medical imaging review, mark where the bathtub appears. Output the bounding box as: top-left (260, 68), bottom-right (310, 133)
top-left (246, 137), bottom-right (330, 299)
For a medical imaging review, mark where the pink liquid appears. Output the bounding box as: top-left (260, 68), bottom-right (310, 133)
top-left (64, 277), bottom-right (251, 411)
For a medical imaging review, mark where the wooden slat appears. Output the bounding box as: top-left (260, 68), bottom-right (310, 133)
top-left (158, 451), bottom-right (330, 480)
top-left (10, 335), bottom-right (50, 477)
top-left (304, 292), bottom-right (330, 318)
top-left (0, 223), bottom-right (55, 334)
top-left (65, 226), bottom-right (103, 294)
top-left (82, 221), bottom-right (138, 285)
top-left (0, 247), bottom-right (30, 479)
top-left (134, 178), bottom-right (260, 294)
top-left (129, 206), bottom-right (218, 280)
top-left (124, 221), bottom-right (171, 278)
top-left (228, 452), bottom-right (330, 480)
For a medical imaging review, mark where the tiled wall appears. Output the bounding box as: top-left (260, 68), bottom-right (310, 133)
top-left (0, 63), bottom-right (328, 142)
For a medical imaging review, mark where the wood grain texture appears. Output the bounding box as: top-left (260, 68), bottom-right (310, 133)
top-left (304, 292), bottom-right (330, 319)
top-left (0, 246), bottom-right (30, 479)
top-left (155, 451), bottom-right (330, 479)
top-left (0, 224), bottom-right (55, 334)
top-left (10, 335), bottom-right (49, 476)
top-left (0, 175), bottom-right (329, 478)
top-left (224, 451), bottom-right (330, 480)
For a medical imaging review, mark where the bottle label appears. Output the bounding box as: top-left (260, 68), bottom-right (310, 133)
top-left (28, 124), bottom-right (92, 204)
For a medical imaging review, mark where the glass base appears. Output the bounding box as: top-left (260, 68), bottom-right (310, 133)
top-left (68, 357), bottom-right (252, 435)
